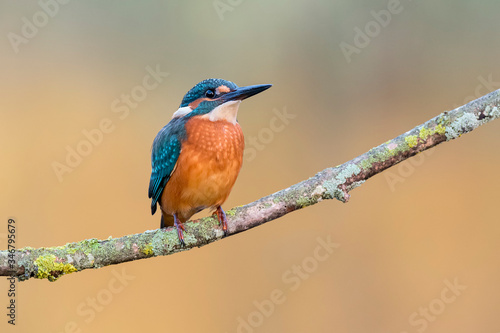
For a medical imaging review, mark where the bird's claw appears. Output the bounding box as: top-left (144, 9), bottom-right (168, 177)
top-left (173, 214), bottom-right (186, 246)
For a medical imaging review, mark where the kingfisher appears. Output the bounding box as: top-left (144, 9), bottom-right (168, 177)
top-left (149, 78), bottom-right (272, 245)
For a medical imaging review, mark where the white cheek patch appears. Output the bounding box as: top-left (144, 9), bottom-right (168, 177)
top-left (201, 100), bottom-right (241, 124)
top-left (172, 106), bottom-right (193, 119)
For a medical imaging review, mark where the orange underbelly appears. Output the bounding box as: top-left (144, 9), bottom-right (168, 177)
top-left (160, 117), bottom-right (244, 222)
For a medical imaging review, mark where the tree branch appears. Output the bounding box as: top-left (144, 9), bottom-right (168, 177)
top-left (2, 90), bottom-right (500, 282)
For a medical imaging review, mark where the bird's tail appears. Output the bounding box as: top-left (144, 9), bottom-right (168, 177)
top-left (160, 213), bottom-right (175, 228)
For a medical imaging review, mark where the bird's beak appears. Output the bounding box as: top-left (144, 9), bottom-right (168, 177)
top-left (222, 84), bottom-right (272, 102)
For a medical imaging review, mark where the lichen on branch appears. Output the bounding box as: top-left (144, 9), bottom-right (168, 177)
top-left (1, 89), bottom-right (499, 282)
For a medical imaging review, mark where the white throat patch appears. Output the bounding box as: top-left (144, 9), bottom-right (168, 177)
top-left (172, 106), bottom-right (192, 119)
top-left (201, 100), bottom-right (241, 124)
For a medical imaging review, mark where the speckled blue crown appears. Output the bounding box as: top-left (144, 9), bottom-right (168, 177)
top-left (180, 78), bottom-right (238, 107)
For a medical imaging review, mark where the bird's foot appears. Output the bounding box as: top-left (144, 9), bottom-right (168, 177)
top-left (173, 214), bottom-right (186, 246)
top-left (216, 206), bottom-right (228, 236)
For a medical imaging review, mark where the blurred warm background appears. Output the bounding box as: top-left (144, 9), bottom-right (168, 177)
top-left (1, 1), bottom-right (500, 332)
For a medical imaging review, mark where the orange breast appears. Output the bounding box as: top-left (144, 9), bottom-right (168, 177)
top-left (160, 117), bottom-right (244, 222)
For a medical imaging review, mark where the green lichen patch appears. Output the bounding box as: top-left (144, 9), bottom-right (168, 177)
top-left (141, 243), bottom-right (154, 256)
top-left (34, 254), bottom-right (77, 281)
top-left (189, 216), bottom-right (224, 242)
top-left (419, 124), bottom-right (446, 141)
top-left (79, 238), bottom-right (100, 254)
top-left (445, 113), bottom-right (479, 140)
top-left (261, 202), bottom-right (272, 209)
top-left (419, 127), bottom-right (432, 141)
top-left (50, 243), bottom-right (79, 255)
top-left (75, 238), bottom-right (113, 268)
top-left (225, 208), bottom-right (237, 217)
top-left (435, 124), bottom-right (446, 135)
top-left (181, 232), bottom-right (198, 246)
top-left (359, 156), bottom-right (375, 170)
top-left (337, 164), bottom-right (361, 182)
top-left (65, 246), bottom-right (79, 255)
top-left (296, 196), bottom-right (314, 208)
top-left (151, 229), bottom-right (182, 255)
top-left (322, 179), bottom-right (343, 201)
top-left (322, 163), bottom-right (362, 202)
top-left (405, 135), bottom-right (418, 148)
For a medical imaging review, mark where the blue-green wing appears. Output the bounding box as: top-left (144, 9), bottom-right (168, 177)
top-left (148, 124), bottom-right (182, 215)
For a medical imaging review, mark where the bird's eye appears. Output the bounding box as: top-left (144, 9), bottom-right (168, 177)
top-left (205, 89), bottom-right (215, 98)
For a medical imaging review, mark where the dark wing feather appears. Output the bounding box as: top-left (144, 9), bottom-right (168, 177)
top-left (148, 124), bottom-right (182, 215)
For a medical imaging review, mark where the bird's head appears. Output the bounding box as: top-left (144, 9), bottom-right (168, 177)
top-left (172, 78), bottom-right (272, 124)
